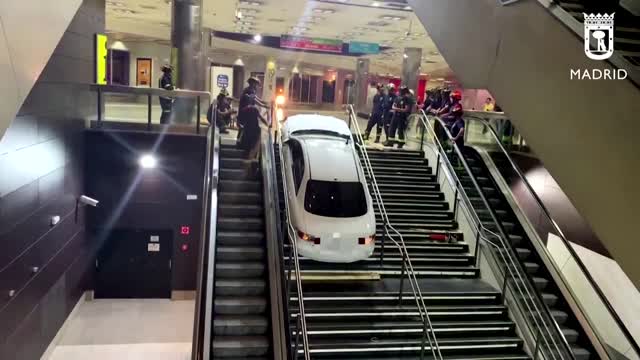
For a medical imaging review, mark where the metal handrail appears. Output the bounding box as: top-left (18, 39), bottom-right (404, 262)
top-left (90, 84), bottom-right (211, 134)
top-left (348, 105), bottom-right (443, 360)
top-left (417, 110), bottom-right (575, 360)
top-left (275, 127), bottom-right (311, 360)
top-left (465, 114), bottom-right (640, 358)
top-left (191, 108), bottom-right (220, 360)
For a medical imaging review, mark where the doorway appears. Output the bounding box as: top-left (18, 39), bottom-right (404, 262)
top-left (136, 58), bottom-right (152, 87)
top-left (107, 49), bottom-right (130, 85)
top-left (95, 229), bottom-right (172, 299)
top-left (322, 80), bottom-right (336, 103)
top-left (342, 79), bottom-right (355, 104)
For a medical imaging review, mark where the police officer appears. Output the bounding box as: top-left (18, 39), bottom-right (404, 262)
top-left (159, 64), bottom-right (174, 124)
top-left (364, 84), bottom-right (385, 143)
top-left (382, 83), bottom-right (397, 141)
top-left (207, 88), bottom-right (235, 134)
top-left (237, 77), bottom-right (269, 159)
top-left (385, 86), bottom-right (415, 149)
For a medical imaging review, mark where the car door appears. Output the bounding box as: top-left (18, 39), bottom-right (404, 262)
top-left (284, 139), bottom-right (306, 228)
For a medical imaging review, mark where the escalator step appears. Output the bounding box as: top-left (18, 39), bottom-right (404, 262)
top-left (216, 279), bottom-right (266, 296)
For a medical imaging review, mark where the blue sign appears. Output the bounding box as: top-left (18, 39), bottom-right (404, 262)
top-left (349, 41), bottom-right (380, 54)
top-left (217, 74), bottom-right (229, 88)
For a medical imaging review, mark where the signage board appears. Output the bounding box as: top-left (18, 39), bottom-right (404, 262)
top-left (281, 35), bottom-right (343, 53)
top-left (349, 41), bottom-right (380, 54)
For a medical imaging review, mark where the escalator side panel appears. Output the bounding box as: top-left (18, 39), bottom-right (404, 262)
top-left (459, 146), bottom-right (597, 359)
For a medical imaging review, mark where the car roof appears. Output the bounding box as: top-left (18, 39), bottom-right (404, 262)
top-left (284, 114), bottom-right (352, 138)
top-left (300, 137), bottom-right (360, 182)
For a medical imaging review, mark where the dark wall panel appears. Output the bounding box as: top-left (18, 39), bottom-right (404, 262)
top-left (0, 0), bottom-right (104, 357)
top-left (508, 153), bottom-right (611, 258)
top-left (85, 130), bottom-right (206, 291)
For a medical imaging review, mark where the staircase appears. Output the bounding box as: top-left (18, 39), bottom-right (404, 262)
top-left (452, 148), bottom-right (593, 360)
top-left (212, 144), bottom-right (270, 358)
top-left (276, 143), bottom-right (531, 359)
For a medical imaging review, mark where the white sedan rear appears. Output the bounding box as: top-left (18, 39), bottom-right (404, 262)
top-left (281, 115), bottom-right (376, 263)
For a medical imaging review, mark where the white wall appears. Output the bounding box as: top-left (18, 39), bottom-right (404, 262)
top-left (547, 234), bottom-right (640, 359)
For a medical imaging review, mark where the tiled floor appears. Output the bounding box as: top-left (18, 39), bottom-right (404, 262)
top-left (44, 298), bottom-right (195, 360)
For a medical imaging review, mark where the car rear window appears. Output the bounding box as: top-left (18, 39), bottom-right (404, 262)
top-left (304, 180), bottom-right (367, 218)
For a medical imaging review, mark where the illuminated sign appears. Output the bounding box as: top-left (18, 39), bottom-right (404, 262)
top-left (181, 226), bottom-right (190, 235)
top-left (95, 34), bottom-right (108, 85)
top-left (280, 35), bottom-right (343, 53)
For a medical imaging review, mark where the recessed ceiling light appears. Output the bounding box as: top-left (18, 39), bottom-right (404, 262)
top-left (404, 6), bottom-right (411, 10)
top-left (236, 20), bottom-right (254, 26)
top-left (239, 0), bottom-right (263, 6)
top-left (238, 8), bottom-right (259, 14)
top-left (112, 8), bottom-right (136, 14)
top-left (372, 2), bottom-right (380, 7)
top-left (381, 15), bottom-right (404, 21)
top-left (313, 8), bottom-right (335, 14)
top-left (253, 33), bottom-right (263, 42)
top-left (242, 15), bottom-right (256, 20)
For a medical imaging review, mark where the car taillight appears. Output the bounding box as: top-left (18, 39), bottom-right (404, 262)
top-left (297, 230), bottom-right (320, 244)
top-left (358, 235), bottom-right (375, 245)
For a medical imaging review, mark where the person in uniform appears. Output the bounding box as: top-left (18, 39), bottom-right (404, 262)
top-left (385, 86), bottom-right (415, 149)
top-left (207, 88), bottom-right (235, 134)
top-left (364, 84), bottom-right (386, 143)
top-left (382, 84), bottom-right (398, 141)
top-left (237, 77), bottom-right (269, 159)
top-left (159, 64), bottom-right (175, 124)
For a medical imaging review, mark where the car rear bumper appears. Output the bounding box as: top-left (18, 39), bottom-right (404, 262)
top-left (296, 239), bottom-right (374, 263)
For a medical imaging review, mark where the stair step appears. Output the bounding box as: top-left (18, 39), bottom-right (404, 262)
top-left (220, 180), bottom-right (262, 193)
top-left (218, 231), bottom-right (265, 245)
top-left (214, 315), bottom-right (268, 335)
top-left (218, 246), bottom-right (265, 261)
top-left (216, 279), bottom-right (266, 296)
top-left (215, 296), bottom-right (267, 315)
top-left (220, 192), bottom-right (262, 205)
top-left (221, 158), bottom-right (258, 170)
top-left (216, 262), bottom-right (265, 278)
top-left (220, 168), bottom-right (260, 181)
top-left (212, 335), bottom-right (269, 357)
top-left (218, 217), bottom-right (264, 231)
top-left (219, 204), bottom-right (263, 217)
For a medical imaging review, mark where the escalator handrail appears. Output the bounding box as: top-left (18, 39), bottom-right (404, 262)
top-left (349, 105), bottom-right (443, 360)
top-left (263, 128), bottom-right (289, 359)
top-left (275, 128), bottom-right (312, 360)
top-left (191, 109), bottom-right (220, 360)
top-left (466, 114), bottom-right (640, 357)
top-left (418, 110), bottom-right (575, 360)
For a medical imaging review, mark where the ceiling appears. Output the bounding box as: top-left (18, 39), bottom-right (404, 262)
top-left (105, 0), bottom-right (453, 78)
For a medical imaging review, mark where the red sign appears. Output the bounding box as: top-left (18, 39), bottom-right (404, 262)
top-left (181, 226), bottom-right (190, 235)
top-left (280, 35), bottom-right (343, 53)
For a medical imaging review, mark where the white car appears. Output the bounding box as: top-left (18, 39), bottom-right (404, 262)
top-left (281, 115), bottom-right (376, 263)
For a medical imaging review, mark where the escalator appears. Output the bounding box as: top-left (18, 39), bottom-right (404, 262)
top-left (416, 112), bottom-right (640, 360)
top-left (212, 144), bottom-right (270, 358)
top-left (272, 112), bottom-right (531, 359)
top-left (409, 0), bottom-right (640, 288)
top-left (192, 115), bottom-right (286, 359)
top-left (451, 148), bottom-right (594, 360)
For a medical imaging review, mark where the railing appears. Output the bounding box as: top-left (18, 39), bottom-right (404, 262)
top-left (275, 129), bottom-right (312, 360)
top-left (415, 110), bottom-right (576, 360)
top-left (464, 114), bottom-right (640, 360)
top-left (191, 106), bottom-right (220, 360)
top-left (90, 84), bottom-right (211, 134)
top-left (347, 105), bottom-right (443, 360)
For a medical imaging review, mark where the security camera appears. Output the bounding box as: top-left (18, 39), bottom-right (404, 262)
top-left (78, 195), bottom-right (99, 207)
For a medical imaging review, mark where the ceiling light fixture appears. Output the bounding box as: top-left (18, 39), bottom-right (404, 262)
top-left (234, 57), bottom-right (245, 66)
top-left (404, 6), bottom-right (412, 10)
top-left (239, 0), bottom-right (263, 6)
top-left (253, 33), bottom-right (263, 42)
top-left (372, 2), bottom-right (381, 7)
top-left (313, 8), bottom-right (335, 14)
top-left (403, 53), bottom-right (409, 59)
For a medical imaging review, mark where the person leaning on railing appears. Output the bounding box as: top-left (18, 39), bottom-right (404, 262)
top-left (237, 77), bottom-right (269, 160)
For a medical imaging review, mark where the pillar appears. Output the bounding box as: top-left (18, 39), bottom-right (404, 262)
top-left (354, 58), bottom-right (370, 112)
top-left (402, 47), bottom-right (422, 94)
top-left (262, 60), bottom-right (277, 104)
top-left (171, 0), bottom-right (204, 123)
